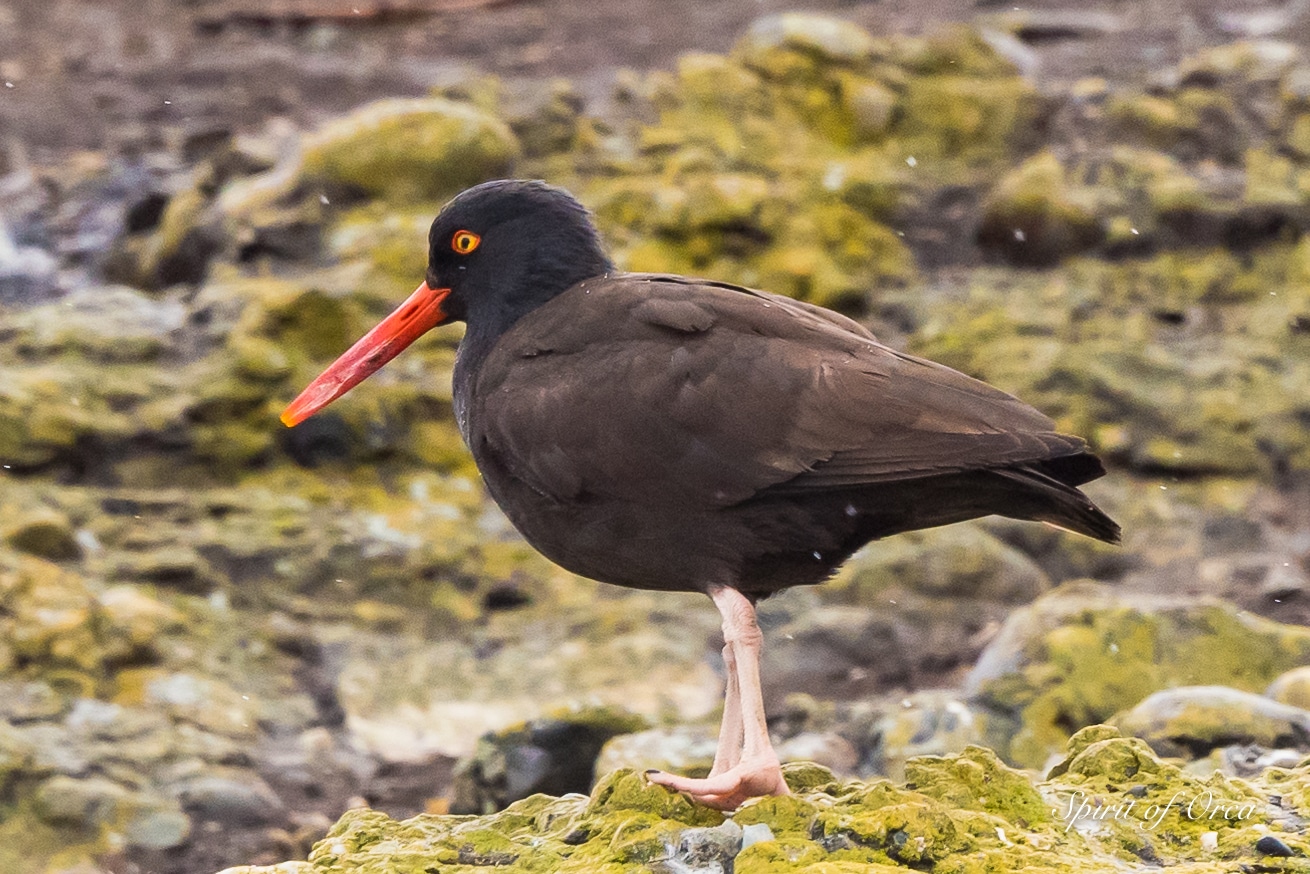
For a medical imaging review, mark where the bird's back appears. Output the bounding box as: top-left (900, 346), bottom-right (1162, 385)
top-left (461, 273), bottom-right (1118, 595)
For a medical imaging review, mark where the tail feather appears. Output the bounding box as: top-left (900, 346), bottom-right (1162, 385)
top-left (992, 463), bottom-right (1120, 544)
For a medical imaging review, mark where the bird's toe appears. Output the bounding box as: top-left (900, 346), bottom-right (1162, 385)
top-left (644, 757), bottom-right (789, 811)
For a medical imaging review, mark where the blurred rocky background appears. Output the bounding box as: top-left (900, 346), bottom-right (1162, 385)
top-left (2, 1), bottom-right (1310, 872)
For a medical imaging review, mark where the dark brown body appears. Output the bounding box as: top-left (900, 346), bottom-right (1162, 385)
top-left (283, 179), bottom-right (1120, 807)
top-left (460, 272), bottom-right (1117, 597)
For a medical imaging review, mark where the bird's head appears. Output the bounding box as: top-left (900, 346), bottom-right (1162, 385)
top-left (281, 179), bottom-right (611, 427)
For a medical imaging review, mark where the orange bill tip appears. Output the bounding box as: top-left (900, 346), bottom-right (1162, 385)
top-left (279, 282), bottom-right (452, 427)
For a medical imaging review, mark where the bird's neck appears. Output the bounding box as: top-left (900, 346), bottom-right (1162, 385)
top-left (451, 251), bottom-right (613, 443)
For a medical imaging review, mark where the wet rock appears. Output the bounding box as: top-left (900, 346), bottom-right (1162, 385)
top-left (865, 691), bottom-right (997, 780)
top-left (1268, 665), bottom-right (1310, 710)
top-left (595, 726), bottom-right (717, 782)
top-left (9, 285), bottom-right (186, 363)
top-left (965, 582), bottom-right (1310, 766)
top-left (124, 803), bottom-right (192, 850)
top-left (737, 13), bottom-right (878, 67)
top-left (654, 819), bottom-right (741, 874)
top-left (1256, 834), bottom-right (1296, 857)
top-left (172, 770), bottom-right (284, 826)
top-left (34, 774), bottom-right (134, 826)
top-left (33, 773), bottom-right (189, 848)
top-left (2, 508), bottom-right (81, 560)
top-left (0, 217), bottom-right (57, 305)
top-left (213, 727), bottom-right (1310, 872)
top-left (1114, 685), bottom-right (1310, 759)
top-left (451, 706), bottom-right (649, 814)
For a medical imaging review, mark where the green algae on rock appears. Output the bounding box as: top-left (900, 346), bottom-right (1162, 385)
top-left (299, 98), bottom-right (520, 204)
top-left (966, 582), bottom-right (1310, 767)
top-left (217, 730), bottom-right (1310, 874)
top-left (1113, 686), bottom-right (1310, 760)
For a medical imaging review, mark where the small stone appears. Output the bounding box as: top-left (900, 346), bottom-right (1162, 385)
top-left (2, 511), bottom-right (82, 560)
top-left (674, 819), bottom-right (742, 870)
top-left (125, 804), bottom-right (192, 850)
top-left (842, 80), bottom-right (897, 140)
top-left (1268, 666), bottom-right (1310, 710)
top-left (0, 680), bottom-right (68, 722)
top-left (173, 772), bottom-right (285, 826)
top-left (34, 774), bottom-right (131, 827)
top-left (740, 822), bottom-right (775, 849)
top-left (739, 13), bottom-right (877, 66)
top-left (1256, 835), bottom-right (1295, 857)
top-left (98, 585), bottom-right (185, 648)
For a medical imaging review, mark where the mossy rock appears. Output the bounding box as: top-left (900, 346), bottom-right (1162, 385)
top-left (966, 582), bottom-right (1310, 767)
top-left (1113, 686), bottom-right (1310, 759)
top-left (827, 523), bottom-right (1052, 604)
top-left (977, 151), bottom-right (1104, 266)
top-left (910, 246), bottom-right (1310, 475)
top-left (300, 97), bottom-right (520, 203)
top-left (226, 728), bottom-right (1310, 872)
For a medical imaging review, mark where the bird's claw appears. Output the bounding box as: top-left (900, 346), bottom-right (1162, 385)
top-left (644, 757), bottom-right (789, 811)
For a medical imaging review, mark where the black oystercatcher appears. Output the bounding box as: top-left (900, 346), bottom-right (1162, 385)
top-left (282, 179), bottom-right (1119, 810)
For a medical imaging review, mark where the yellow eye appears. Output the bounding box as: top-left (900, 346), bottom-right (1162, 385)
top-left (451, 230), bottom-right (481, 254)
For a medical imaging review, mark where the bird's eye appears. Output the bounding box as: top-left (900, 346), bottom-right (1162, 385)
top-left (451, 230), bottom-right (481, 254)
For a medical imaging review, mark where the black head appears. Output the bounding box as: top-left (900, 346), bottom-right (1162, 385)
top-left (425, 179), bottom-right (614, 333)
top-left (281, 180), bottom-right (612, 427)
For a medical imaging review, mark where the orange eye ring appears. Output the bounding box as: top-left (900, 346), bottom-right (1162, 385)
top-left (452, 230), bottom-right (481, 254)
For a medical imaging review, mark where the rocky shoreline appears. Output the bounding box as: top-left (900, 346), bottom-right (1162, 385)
top-left (1, 7), bottom-right (1310, 873)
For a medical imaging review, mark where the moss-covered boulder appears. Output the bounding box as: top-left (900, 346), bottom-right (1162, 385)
top-left (977, 151), bottom-right (1104, 266)
top-left (218, 730), bottom-right (1310, 873)
top-left (909, 245), bottom-right (1310, 476)
top-left (966, 582), bottom-right (1310, 767)
top-left (299, 97), bottom-right (520, 203)
top-left (1113, 686), bottom-right (1310, 759)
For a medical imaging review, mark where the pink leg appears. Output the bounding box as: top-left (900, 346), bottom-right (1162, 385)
top-left (647, 585), bottom-right (789, 809)
top-left (709, 643), bottom-right (741, 776)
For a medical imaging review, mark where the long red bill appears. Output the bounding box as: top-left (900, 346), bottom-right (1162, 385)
top-left (280, 281), bottom-right (452, 427)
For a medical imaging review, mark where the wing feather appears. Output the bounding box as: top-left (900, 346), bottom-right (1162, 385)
top-left (471, 274), bottom-right (1088, 508)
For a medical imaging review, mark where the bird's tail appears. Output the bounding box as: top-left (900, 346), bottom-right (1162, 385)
top-left (991, 462), bottom-right (1121, 544)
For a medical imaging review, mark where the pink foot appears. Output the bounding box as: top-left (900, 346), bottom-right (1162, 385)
top-left (645, 755), bottom-right (789, 811)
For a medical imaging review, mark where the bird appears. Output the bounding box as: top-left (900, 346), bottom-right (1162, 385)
top-left (281, 179), bottom-right (1120, 810)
